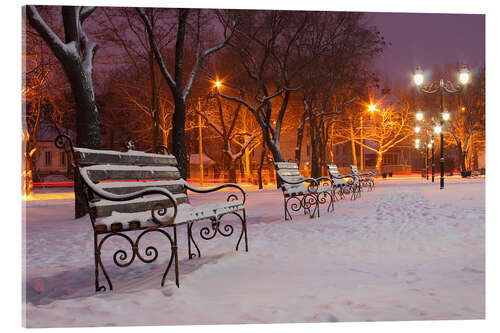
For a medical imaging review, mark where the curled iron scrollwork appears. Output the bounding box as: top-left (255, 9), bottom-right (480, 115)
top-left (95, 229), bottom-right (176, 291)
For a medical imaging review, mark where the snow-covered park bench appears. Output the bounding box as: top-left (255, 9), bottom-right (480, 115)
top-left (326, 164), bottom-right (360, 200)
top-left (55, 134), bottom-right (248, 292)
top-left (350, 165), bottom-right (375, 191)
top-left (274, 162), bottom-right (334, 221)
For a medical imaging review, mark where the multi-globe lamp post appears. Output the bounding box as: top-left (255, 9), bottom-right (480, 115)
top-left (413, 65), bottom-right (469, 189)
top-left (414, 111), bottom-right (441, 182)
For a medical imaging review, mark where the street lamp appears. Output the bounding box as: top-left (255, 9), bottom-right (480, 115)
top-left (413, 65), bottom-right (469, 189)
top-left (414, 111), bottom-right (436, 182)
top-left (442, 110), bottom-right (450, 121)
top-left (360, 103), bottom-right (378, 171)
top-left (416, 110), bottom-right (424, 121)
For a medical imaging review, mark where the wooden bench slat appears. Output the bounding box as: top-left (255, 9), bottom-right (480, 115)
top-left (96, 179), bottom-right (187, 196)
top-left (74, 148), bottom-right (177, 166)
top-left (275, 162), bottom-right (299, 169)
top-left (82, 165), bottom-right (181, 183)
top-left (89, 193), bottom-right (189, 218)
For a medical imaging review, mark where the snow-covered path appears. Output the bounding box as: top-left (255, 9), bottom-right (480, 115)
top-left (23, 178), bottom-right (485, 327)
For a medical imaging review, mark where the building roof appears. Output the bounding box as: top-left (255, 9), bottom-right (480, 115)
top-left (189, 153), bottom-right (216, 166)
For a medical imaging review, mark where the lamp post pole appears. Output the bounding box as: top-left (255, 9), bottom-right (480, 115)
top-left (439, 82), bottom-right (445, 189)
top-left (413, 65), bottom-right (469, 189)
top-left (431, 136), bottom-right (435, 183)
top-left (198, 97), bottom-right (204, 187)
top-left (425, 133), bottom-right (429, 180)
top-left (360, 116), bottom-right (364, 171)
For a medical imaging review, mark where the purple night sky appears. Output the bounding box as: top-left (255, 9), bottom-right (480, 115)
top-left (368, 12), bottom-right (485, 86)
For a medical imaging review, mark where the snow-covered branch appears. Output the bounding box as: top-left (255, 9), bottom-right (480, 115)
top-left (136, 8), bottom-right (176, 91)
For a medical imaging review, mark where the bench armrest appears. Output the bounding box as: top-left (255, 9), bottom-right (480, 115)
top-left (314, 176), bottom-right (334, 186)
top-left (79, 168), bottom-right (178, 227)
top-left (329, 173), bottom-right (356, 181)
top-left (280, 176), bottom-right (320, 194)
top-left (280, 177), bottom-right (318, 186)
top-left (184, 182), bottom-right (247, 205)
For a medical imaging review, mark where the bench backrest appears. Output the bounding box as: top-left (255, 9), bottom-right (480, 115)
top-left (326, 164), bottom-right (345, 185)
top-left (74, 147), bottom-right (188, 219)
top-left (350, 164), bottom-right (361, 175)
top-left (326, 164), bottom-right (342, 177)
top-left (274, 162), bottom-right (308, 195)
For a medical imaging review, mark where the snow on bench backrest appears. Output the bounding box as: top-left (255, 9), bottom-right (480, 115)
top-left (327, 164), bottom-right (345, 185)
top-left (274, 162), bottom-right (308, 195)
top-left (74, 147), bottom-right (188, 219)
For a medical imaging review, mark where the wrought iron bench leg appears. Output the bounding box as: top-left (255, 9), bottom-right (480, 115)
top-left (236, 209), bottom-right (249, 252)
top-left (283, 196), bottom-right (292, 221)
top-left (173, 225), bottom-right (179, 288)
top-left (93, 228), bottom-right (179, 292)
top-left (187, 222), bottom-right (201, 259)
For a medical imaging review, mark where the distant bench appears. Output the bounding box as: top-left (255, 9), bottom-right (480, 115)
top-left (55, 135), bottom-right (248, 292)
top-left (326, 164), bottom-right (360, 200)
top-left (350, 165), bottom-right (375, 191)
top-left (274, 162), bottom-right (334, 220)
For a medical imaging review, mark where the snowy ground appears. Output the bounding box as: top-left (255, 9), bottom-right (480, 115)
top-left (22, 177), bottom-right (485, 327)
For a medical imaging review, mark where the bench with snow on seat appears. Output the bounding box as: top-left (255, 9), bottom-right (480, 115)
top-left (350, 164), bottom-right (375, 191)
top-left (326, 164), bottom-right (360, 201)
top-left (274, 162), bottom-right (334, 221)
top-left (55, 134), bottom-right (248, 292)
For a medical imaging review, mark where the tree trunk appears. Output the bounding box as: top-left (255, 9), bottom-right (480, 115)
top-left (228, 160), bottom-right (237, 183)
top-left (172, 96), bottom-right (188, 178)
top-left (244, 148), bottom-right (252, 182)
top-left (258, 143), bottom-right (266, 189)
top-left (376, 152), bottom-right (383, 174)
top-left (295, 113), bottom-right (307, 166)
top-left (150, 48), bottom-right (159, 151)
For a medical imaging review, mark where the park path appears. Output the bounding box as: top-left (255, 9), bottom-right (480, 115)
top-left (23, 178), bottom-right (485, 327)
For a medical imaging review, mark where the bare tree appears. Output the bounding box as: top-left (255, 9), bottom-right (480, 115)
top-left (215, 10), bottom-right (311, 165)
top-left (444, 67), bottom-right (485, 175)
top-left (137, 8), bottom-right (237, 178)
top-left (92, 7), bottom-right (177, 150)
top-left (195, 93), bottom-right (259, 182)
top-left (26, 5), bottom-right (101, 148)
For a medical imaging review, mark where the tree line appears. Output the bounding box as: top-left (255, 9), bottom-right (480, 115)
top-left (23, 6), bottom-right (485, 205)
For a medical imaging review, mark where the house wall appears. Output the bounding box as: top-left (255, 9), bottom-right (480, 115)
top-left (35, 141), bottom-right (68, 178)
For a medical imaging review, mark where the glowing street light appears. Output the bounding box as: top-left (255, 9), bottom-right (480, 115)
top-left (368, 103), bottom-right (377, 112)
top-left (412, 64), bottom-right (469, 189)
top-left (413, 66), bottom-right (424, 86)
top-left (416, 110), bottom-right (424, 121)
top-left (414, 125), bottom-right (421, 133)
top-left (459, 65), bottom-right (470, 85)
top-left (442, 111), bottom-right (450, 121)
top-left (215, 80), bottom-right (222, 88)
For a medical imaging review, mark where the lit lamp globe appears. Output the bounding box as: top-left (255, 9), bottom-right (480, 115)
top-left (434, 125), bottom-right (442, 134)
top-left (442, 111), bottom-right (450, 121)
top-left (459, 66), bottom-right (470, 85)
top-left (215, 81), bottom-right (222, 88)
top-left (416, 111), bottom-right (424, 121)
top-left (414, 125), bottom-right (421, 133)
top-left (414, 67), bottom-right (424, 86)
